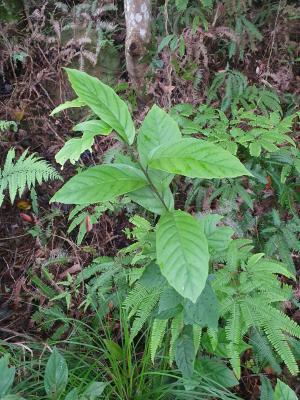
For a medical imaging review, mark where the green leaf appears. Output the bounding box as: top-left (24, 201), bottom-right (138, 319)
top-left (195, 357), bottom-right (239, 388)
top-left (175, 325), bottom-right (195, 378)
top-left (55, 132), bottom-right (98, 166)
top-left (156, 210), bottom-right (209, 302)
top-left (183, 281), bottom-right (219, 328)
top-left (260, 376), bottom-right (274, 400)
top-left (157, 286), bottom-right (183, 319)
top-left (198, 214), bottom-right (234, 252)
top-left (274, 379), bottom-right (297, 400)
top-left (50, 98), bottom-right (86, 116)
top-left (0, 356), bottom-right (15, 396)
top-left (65, 68), bottom-right (135, 144)
top-left (65, 389), bottom-right (79, 400)
top-left (73, 120), bottom-right (112, 135)
top-left (158, 35), bottom-right (174, 53)
top-left (139, 263), bottom-right (167, 289)
top-left (51, 164), bottom-right (147, 205)
top-left (44, 348), bottom-right (68, 397)
top-left (83, 382), bottom-right (107, 399)
top-left (149, 138), bottom-right (251, 179)
top-left (249, 142), bottom-right (262, 157)
top-left (55, 120), bottom-right (112, 165)
top-left (137, 104), bottom-right (182, 168)
top-left (128, 183), bottom-right (174, 215)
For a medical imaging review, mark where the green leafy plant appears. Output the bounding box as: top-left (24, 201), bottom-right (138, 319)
top-left (0, 354), bottom-right (24, 399)
top-left (260, 377), bottom-right (298, 400)
top-left (206, 69), bottom-right (281, 114)
top-left (50, 69), bottom-right (300, 383)
top-left (67, 202), bottom-right (114, 245)
top-left (51, 68), bottom-right (249, 303)
top-left (0, 119), bottom-right (17, 132)
top-left (261, 211), bottom-right (300, 274)
top-left (0, 148), bottom-right (61, 206)
top-left (212, 241), bottom-right (300, 378)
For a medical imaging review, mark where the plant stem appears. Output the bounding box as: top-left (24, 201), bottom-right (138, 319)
top-left (125, 144), bottom-right (169, 211)
top-left (138, 162), bottom-right (169, 212)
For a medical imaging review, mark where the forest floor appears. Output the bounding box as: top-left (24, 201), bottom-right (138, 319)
top-left (0, 1), bottom-right (300, 399)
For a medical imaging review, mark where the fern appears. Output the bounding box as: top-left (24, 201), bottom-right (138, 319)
top-left (169, 311), bottom-right (184, 366)
top-left (124, 283), bottom-right (162, 340)
top-left (68, 202), bottom-right (114, 244)
top-left (150, 318), bottom-right (168, 362)
top-left (0, 120), bottom-right (17, 132)
top-left (262, 212), bottom-right (300, 273)
top-left (0, 148), bottom-right (60, 206)
top-left (193, 325), bottom-right (202, 355)
top-left (249, 329), bottom-right (282, 374)
top-left (76, 257), bottom-right (128, 314)
top-left (213, 247), bottom-right (300, 377)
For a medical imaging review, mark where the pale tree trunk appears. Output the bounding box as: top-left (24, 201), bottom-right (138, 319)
top-left (124, 0), bottom-right (151, 94)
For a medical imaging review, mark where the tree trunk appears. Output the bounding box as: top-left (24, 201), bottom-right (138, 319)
top-left (124, 0), bottom-right (151, 94)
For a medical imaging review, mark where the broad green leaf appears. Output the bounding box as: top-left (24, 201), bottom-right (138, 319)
top-left (83, 382), bottom-right (107, 399)
top-left (156, 210), bottom-right (209, 302)
top-left (44, 348), bottom-right (68, 397)
top-left (137, 104), bottom-right (182, 168)
top-left (0, 356), bottom-right (15, 396)
top-left (274, 379), bottom-right (297, 400)
top-left (65, 389), bottom-right (79, 400)
top-left (73, 119), bottom-right (112, 135)
top-left (51, 164), bottom-right (147, 205)
top-left (55, 132), bottom-right (97, 166)
top-left (128, 184), bottom-right (174, 215)
top-left (50, 98), bottom-right (85, 116)
top-left (139, 263), bottom-right (167, 288)
top-left (157, 287), bottom-right (183, 319)
top-left (129, 167), bottom-right (174, 214)
top-left (249, 142), bottom-right (261, 157)
top-left (56, 119), bottom-right (112, 166)
top-left (149, 138), bottom-right (251, 179)
top-left (198, 214), bottom-right (234, 252)
top-left (175, 325), bottom-right (195, 378)
top-left (195, 357), bottom-right (239, 388)
top-left (183, 281), bottom-right (219, 328)
top-left (65, 69), bottom-right (135, 144)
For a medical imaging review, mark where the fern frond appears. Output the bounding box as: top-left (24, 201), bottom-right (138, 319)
top-left (249, 329), bottom-right (281, 374)
top-left (263, 325), bottom-right (298, 376)
top-left (129, 287), bottom-right (161, 340)
top-left (123, 283), bottom-right (149, 316)
top-left (150, 318), bottom-right (168, 363)
top-left (0, 148), bottom-right (60, 205)
top-left (169, 311), bottom-right (183, 366)
top-left (225, 302), bottom-right (242, 378)
top-left (75, 258), bottom-right (114, 284)
top-left (0, 120), bottom-right (17, 132)
top-left (193, 325), bottom-right (202, 355)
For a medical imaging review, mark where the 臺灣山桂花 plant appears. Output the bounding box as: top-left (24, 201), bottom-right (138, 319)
top-left (51, 68), bottom-right (300, 381)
